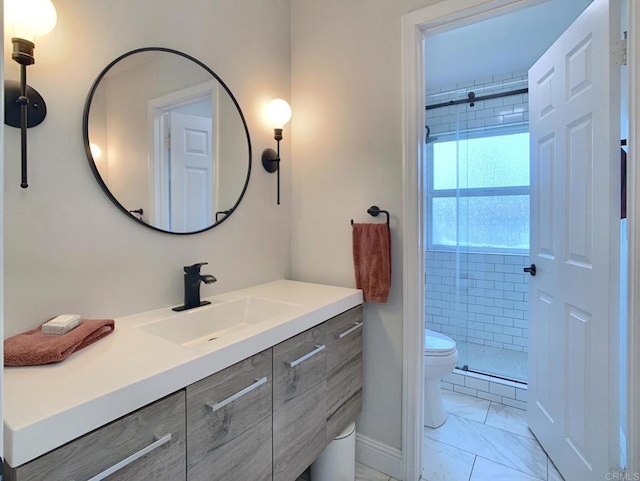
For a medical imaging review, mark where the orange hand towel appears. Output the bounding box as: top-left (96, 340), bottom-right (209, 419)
top-left (352, 223), bottom-right (391, 303)
top-left (4, 319), bottom-right (115, 367)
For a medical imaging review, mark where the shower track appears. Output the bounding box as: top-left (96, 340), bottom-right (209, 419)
top-left (425, 87), bottom-right (529, 111)
top-left (455, 340), bottom-right (528, 383)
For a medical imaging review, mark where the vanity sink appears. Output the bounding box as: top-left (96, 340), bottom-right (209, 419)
top-left (137, 296), bottom-right (300, 348)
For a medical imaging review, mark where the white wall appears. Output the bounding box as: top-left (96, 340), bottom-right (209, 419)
top-left (290, 0), bottom-right (444, 451)
top-left (3, 0), bottom-right (292, 338)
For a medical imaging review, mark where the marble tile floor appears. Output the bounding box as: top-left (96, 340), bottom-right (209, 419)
top-left (296, 461), bottom-right (399, 481)
top-left (423, 390), bottom-right (565, 481)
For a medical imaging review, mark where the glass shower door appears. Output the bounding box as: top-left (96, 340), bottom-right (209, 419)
top-left (426, 92), bottom-right (530, 382)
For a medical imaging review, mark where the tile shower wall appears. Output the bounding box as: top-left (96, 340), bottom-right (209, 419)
top-left (426, 71), bottom-right (529, 134)
top-left (425, 252), bottom-right (530, 352)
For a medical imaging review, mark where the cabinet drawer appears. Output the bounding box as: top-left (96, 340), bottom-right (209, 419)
top-left (186, 349), bottom-right (272, 481)
top-left (273, 324), bottom-right (327, 481)
top-left (4, 391), bottom-right (186, 481)
top-left (325, 306), bottom-right (363, 441)
top-left (325, 305), bottom-right (363, 373)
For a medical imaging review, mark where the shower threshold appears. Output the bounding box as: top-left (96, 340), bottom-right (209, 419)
top-left (456, 340), bottom-right (528, 383)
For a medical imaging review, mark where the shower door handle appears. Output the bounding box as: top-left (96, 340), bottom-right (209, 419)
top-left (523, 264), bottom-right (537, 276)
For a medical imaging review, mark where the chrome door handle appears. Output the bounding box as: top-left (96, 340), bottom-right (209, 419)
top-left (86, 433), bottom-right (172, 481)
top-left (335, 321), bottom-right (363, 340)
top-left (206, 377), bottom-right (268, 413)
top-left (285, 344), bottom-right (326, 368)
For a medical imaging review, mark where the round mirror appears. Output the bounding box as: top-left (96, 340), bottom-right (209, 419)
top-left (83, 48), bottom-right (251, 234)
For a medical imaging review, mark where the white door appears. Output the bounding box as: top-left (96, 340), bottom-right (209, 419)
top-left (169, 112), bottom-right (214, 232)
top-left (528, 0), bottom-right (621, 479)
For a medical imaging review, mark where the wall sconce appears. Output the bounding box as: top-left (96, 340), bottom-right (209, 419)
top-left (4, 0), bottom-right (57, 188)
top-left (262, 99), bottom-right (292, 205)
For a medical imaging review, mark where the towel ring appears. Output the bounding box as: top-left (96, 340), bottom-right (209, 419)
top-left (350, 205), bottom-right (390, 226)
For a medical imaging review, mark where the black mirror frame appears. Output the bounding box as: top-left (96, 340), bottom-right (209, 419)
top-left (82, 47), bottom-right (252, 235)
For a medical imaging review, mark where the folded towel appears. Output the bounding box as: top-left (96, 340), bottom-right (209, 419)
top-left (352, 223), bottom-right (392, 303)
top-left (4, 319), bottom-right (115, 367)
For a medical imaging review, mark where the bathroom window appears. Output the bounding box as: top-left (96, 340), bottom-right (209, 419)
top-left (426, 127), bottom-right (530, 253)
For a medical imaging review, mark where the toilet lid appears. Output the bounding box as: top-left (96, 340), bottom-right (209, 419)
top-left (425, 329), bottom-right (457, 356)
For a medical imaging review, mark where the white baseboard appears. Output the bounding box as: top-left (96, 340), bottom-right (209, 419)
top-left (355, 433), bottom-right (403, 480)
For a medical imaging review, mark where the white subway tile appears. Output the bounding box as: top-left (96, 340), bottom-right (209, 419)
top-left (490, 382), bottom-right (516, 398)
top-left (513, 336), bottom-right (528, 347)
top-left (440, 381), bottom-right (454, 391)
top-left (485, 324), bottom-right (503, 334)
top-left (495, 282), bottom-right (515, 291)
top-left (453, 385), bottom-right (478, 397)
top-left (475, 108), bottom-right (495, 119)
top-left (502, 398), bottom-right (527, 410)
top-left (484, 307), bottom-right (505, 317)
top-left (505, 256), bottom-right (526, 265)
top-left (504, 291), bottom-right (524, 301)
top-left (516, 388), bottom-right (528, 402)
top-left (485, 272), bottom-right (505, 282)
top-left (495, 299), bottom-right (515, 309)
top-left (443, 372), bottom-right (466, 386)
top-left (503, 94), bottom-right (524, 106)
top-left (503, 326), bottom-right (523, 337)
top-left (484, 290), bottom-right (505, 300)
top-left (495, 317), bottom-right (514, 327)
top-left (465, 377), bottom-right (490, 392)
top-left (495, 264), bottom-right (515, 273)
top-left (476, 331), bottom-right (494, 341)
top-left (513, 301), bottom-right (528, 311)
top-left (495, 106), bottom-right (514, 116)
top-left (503, 112), bottom-right (524, 123)
top-left (494, 333), bottom-right (514, 344)
top-left (503, 309), bottom-right (524, 319)
top-left (505, 273), bottom-right (526, 283)
top-left (483, 98), bottom-right (504, 109)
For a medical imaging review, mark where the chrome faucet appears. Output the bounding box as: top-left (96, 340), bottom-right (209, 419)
top-left (172, 262), bottom-right (217, 312)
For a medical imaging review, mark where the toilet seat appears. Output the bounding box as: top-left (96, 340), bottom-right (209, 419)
top-left (425, 329), bottom-right (457, 357)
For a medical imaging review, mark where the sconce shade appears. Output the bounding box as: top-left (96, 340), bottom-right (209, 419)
top-left (5, 0), bottom-right (57, 43)
top-left (264, 99), bottom-right (292, 129)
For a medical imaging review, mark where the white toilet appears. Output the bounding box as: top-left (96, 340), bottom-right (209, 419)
top-left (424, 329), bottom-right (458, 428)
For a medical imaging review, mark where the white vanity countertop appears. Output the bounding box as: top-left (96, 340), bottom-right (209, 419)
top-left (3, 280), bottom-right (363, 467)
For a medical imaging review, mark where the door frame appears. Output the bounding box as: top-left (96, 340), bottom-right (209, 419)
top-left (400, 1), bottom-right (640, 480)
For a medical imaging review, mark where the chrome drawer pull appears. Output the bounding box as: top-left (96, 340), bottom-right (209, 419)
top-left (335, 321), bottom-right (363, 340)
top-left (86, 433), bottom-right (172, 481)
top-left (206, 377), bottom-right (268, 413)
top-left (285, 344), bottom-right (326, 368)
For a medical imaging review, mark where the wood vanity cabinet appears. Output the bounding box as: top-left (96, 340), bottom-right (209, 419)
top-left (4, 391), bottom-right (186, 481)
top-left (4, 305), bottom-right (363, 481)
top-left (186, 349), bottom-right (273, 481)
top-left (325, 305), bottom-right (364, 441)
top-left (273, 323), bottom-right (327, 481)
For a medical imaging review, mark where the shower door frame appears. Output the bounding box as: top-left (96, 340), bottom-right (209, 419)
top-left (400, 1), bottom-right (640, 480)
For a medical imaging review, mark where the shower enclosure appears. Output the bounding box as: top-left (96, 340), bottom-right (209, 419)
top-left (424, 75), bottom-right (531, 383)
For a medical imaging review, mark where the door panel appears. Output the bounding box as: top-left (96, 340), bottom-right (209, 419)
top-left (170, 111), bottom-right (213, 232)
top-left (528, 0), bottom-right (620, 479)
